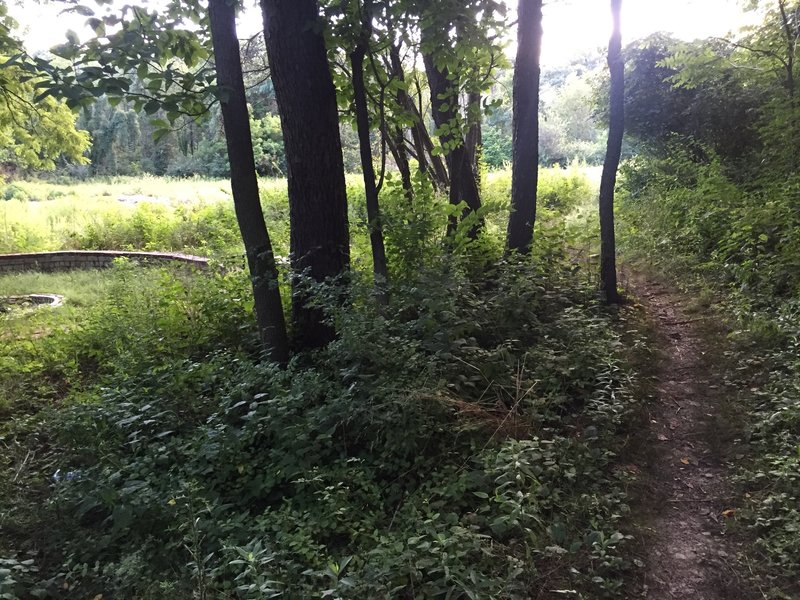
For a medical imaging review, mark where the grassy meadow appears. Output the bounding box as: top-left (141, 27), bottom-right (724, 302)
top-left (0, 167), bottom-right (598, 259)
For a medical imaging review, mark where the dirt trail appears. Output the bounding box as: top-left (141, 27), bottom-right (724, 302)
top-left (630, 276), bottom-right (754, 599)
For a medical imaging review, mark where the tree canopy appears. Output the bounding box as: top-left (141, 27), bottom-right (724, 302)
top-left (0, 2), bottom-right (89, 171)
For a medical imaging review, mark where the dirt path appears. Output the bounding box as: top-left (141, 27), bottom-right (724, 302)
top-left (630, 276), bottom-right (754, 599)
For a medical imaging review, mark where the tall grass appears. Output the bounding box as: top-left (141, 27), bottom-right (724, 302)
top-left (0, 269), bottom-right (118, 306)
top-left (1, 169), bottom-right (595, 260)
top-left (0, 176), bottom-right (271, 256)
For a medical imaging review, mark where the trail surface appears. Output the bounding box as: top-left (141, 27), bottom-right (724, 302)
top-left (630, 276), bottom-right (754, 599)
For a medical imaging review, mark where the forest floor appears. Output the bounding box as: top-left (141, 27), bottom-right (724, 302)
top-left (626, 273), bottom-right (758, 599)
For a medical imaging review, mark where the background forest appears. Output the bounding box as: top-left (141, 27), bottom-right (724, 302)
top-left (0, 0), bottom-right (798, 599)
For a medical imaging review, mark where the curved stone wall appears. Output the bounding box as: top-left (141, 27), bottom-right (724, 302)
top-left (0, 251), bottom-right (209, 274)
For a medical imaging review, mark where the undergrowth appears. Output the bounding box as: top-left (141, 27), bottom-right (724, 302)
top-left (0, 250), bottom-right (645, 598)
top-left (0, 166), bottom-right (651, 598)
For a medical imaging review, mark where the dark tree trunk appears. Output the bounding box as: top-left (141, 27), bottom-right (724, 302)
top-left (208, 0), bottom-right (289, 364)
top-left (507, 0), bottom-right (543, 254)
top-left (778, 0), bottom-right (796, 101)
top-left (777, 0), bottom-right (798, 169)
top-left (422, 47), bottom-right (482, 235)
top-left (389, 43), bottom-right (448, 190)
top-left (382, 45), bottom-right (414, 202)
top-left (598, 0), bottom-right (624, 304)
top-left (386, 125), bottom-right (414, 203)
top-left (465, 90), bottom-right (483, 188)
top-left (409, 92), bottom-right (449, 189)
top-left (350, 12), bottom-right (389, 301)
top-left (261, 0), bottom-right (351, 349)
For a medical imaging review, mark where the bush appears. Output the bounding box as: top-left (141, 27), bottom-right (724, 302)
top-left (2, 184), bottom-right (30, 202)
top-left (619, 145), bottom-right (800, 299)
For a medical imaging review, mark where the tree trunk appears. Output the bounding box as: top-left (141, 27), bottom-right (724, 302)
top-left (386, 125), bottom-right (414, 203)
top-left (465, 90), bottom-right (483, 188)
top-left (408, 92), bottom-right (449, 189)
top-left (382, 45), bottom-right (414, 202)
top-left (777, 0), bottom-right (798, 169)
top-left (598, 0), bottom-right (624, 304)
top-left (261, 0), bottom-right (351, 350)
top-left (422, 47), bottom-right (482, 236)
top-left (506, 0), bottom-right (543, 254)
top-left (350, 15), bottom-right (389, 301)
top-left (389, 43), bottom-right (447, 190)
top-left (778, 0), bottom-right (796, 101)
top-left (208, 0), bottom-right (289, 364)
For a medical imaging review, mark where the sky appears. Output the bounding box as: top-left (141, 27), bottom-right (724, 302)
top-left (9, 0), bottom-right (758, 67)
top-left (539, 0), bottom-right (757, 65)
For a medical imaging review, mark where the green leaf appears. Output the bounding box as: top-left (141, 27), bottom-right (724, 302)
top-left (153, 128), bottom-right (171, 143)
top-left (144, 99), bottom-right (161, 115)
top-left (69, 5), bottom-right (95, 17)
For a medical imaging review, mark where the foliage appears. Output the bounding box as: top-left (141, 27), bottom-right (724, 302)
top-left (0, 61), bottom-right (90, 172)
top-left (0, 203), bottom-right (643, 598)
top-left (539, 74), bottom-right (604, 166)
top-left (619, 145), bottom-right (800, 299)
top-left (599, 33), bottom-right (764, 172)
top-left (484, 165), bottom-right (596, 215)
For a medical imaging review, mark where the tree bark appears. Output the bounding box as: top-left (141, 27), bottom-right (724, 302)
top-left (465, 90), bottom-right (483, 188)
top-left (598, 0), bottom-right (624, 304)
top-left (422, 46), bottom-right (482, 236)
top-left (208, 0), bottom-right (289, 364)
top-left (350, 10), bottom-right (389, 301)
top-left (382, 44), bottom-right (414, 202)
top-left (506, 0), bottom-right (543, 254)
top-left (777, 0), bottom-right (796, 101)
top-left (407, 90), bottom-right (449, 189)
top-left (385, 125), bottom-right (414, 203)
top-left (389, 43), bottom-right (448, 190)
top-left (261, 0), bottom-right (351, 350)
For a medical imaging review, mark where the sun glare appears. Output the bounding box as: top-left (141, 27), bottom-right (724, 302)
top-left (539, 0), bottom-right (758, 65)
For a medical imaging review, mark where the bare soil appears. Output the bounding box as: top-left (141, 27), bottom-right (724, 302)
top-left (628, 275), bottom-right (756, 599)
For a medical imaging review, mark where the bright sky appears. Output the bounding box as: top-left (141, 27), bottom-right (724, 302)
top-left (9, 0), bottom-right (756, 66)
top-left (539, 0), bottom-right (757, 65)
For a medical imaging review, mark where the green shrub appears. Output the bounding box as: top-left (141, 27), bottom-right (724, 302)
top-left (2, 184), bottom-right (30, 202)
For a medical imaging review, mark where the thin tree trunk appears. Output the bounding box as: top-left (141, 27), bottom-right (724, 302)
top-left (507, 0), bottom-right (542, 254)
top-left (386, 126), bottom-right (414, 202)
top-left (778, 0), bottom-right (796, 100)
top-left (350, 10), bottom-right (389, 301)
top-left (381, 44), bottom-right (414, 202)
top-left (408, 93), bottom-right (449, 189)
top-left (389, 43), bottom-right (448, 189)
top-left (261, 0), bottom-right (351, 350)
top-left (465, 90), bottom-right (483, 188)
top-left (422, 45), bottom-right (482, 236)
top-left (599, 0), bottom-right (624, 304)
top-left (208, 0), bottom-right (289, 364)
